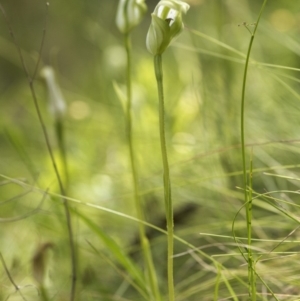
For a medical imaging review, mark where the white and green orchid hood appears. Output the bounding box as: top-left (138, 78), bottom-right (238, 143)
top-left (146, 0), bottom-right (190, 55)
top-left (116, 0), bottom-right (147, 33)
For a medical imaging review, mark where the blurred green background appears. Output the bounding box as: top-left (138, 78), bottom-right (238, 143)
top-left (1, 0), bottom-right (300, 300)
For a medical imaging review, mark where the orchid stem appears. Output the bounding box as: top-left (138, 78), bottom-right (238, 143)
top-left (154, 54), bottom-right (174, 301)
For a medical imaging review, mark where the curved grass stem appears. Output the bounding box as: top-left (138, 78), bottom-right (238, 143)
top-left (154, 54), bottom-right (174, 301)
top-left (240, 1), bottom-right (268, 300)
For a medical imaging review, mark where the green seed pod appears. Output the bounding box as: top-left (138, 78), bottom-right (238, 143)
top-left (146, 0), bottom-right (190, 55)
top-left (116, 0), bottom-right (147, 34)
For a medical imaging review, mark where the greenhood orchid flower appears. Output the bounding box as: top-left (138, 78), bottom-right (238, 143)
top-left (116, 0), bottom-right (147, 33)
top-left (146, 0), bottom-right (190, 55)
top-left (40, 66), bottom-right (66, 120)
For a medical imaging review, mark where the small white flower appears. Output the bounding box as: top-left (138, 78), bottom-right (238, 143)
top-left (146, 0), bottom-right (190, 55)
top-left (116, 0), bottom-right (147, 33)
top-left (40, 66), bottom-right (66, 120)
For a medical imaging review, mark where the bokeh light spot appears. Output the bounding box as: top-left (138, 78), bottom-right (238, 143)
top-left (69, 100), bottom-right (91, 120)
top-left (269, 9), bottom-right (296, 32)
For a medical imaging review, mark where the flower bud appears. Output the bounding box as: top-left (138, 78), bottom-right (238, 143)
top-left (116, 0), bottom-right (147, 34)
top-left (146, 0), bottom-right (190, 55)
top-left (40, 66), bottom-right (66, 120)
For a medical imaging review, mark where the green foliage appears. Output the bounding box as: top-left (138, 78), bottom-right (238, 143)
top-left (1, 1), bottom-right (300, 300)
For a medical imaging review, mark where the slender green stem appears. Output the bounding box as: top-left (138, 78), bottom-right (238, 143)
top-left (55, 119), bottom-right (69, 189)
top-left (124, 32), bottom-right (160, 301)
top-left (154, 54), bottom-right (174, 301)
top-left (0, 252), bottom-right (27, 301)
top-left (213, 263), bottom-right (221, 301)
top-left (240, 1), bottom-right (267, 300)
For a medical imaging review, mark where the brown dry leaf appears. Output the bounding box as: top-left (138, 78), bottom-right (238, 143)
top-left (32, 242), bottom-right (54, 284)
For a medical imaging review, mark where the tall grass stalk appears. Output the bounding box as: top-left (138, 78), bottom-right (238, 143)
top-left (124, 31), bottom-right (160, 301)
top-left (240, 1), bottom-right (267, 299)
top-left (154, 54), bottom-right (174, 301)
top-left (0, 3), bottom-right (77, 300)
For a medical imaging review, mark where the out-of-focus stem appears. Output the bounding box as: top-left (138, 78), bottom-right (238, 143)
top-left (124, 32), bottom-right (160, 301)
